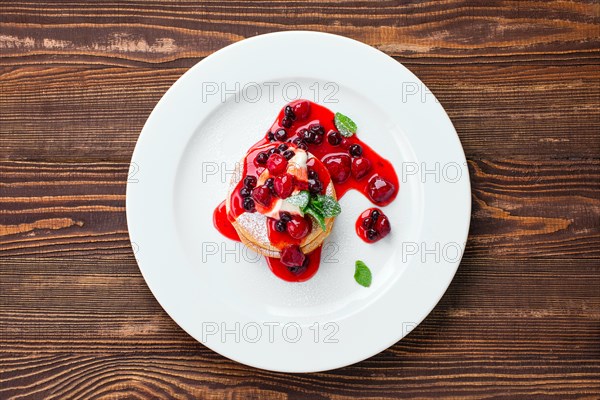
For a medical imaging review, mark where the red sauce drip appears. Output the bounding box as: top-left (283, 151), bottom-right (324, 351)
top-left (213, 100), bottom-right (399, 282)
top-left (213, 200), bottom-right (240, 241)
top-left (265, 246), bottom-right (322, 282)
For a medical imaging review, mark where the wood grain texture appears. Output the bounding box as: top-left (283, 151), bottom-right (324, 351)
top-left (0, 0), bottom-right (599, 67)
top-left (1, 64), bottom-right (599, 160)
top-left (1, 0), bottom-right (599, 398)
top-left (1, 257), bottom-right (599, 399)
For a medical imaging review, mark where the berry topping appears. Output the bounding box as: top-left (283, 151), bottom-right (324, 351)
top-left (313, 132), bottom-right (324, 145)
top-left (280, 245), bottom-right (306, 267)
top-left (371, 209), bottom-right (380, 221)
top-left (302, 128), bottom-right (315, 143)
top-left (214, 100), bottom-right (402, 283)
top-left (264, 177), bottom-right (274, 190)
top-left (309, 124), bottom-right (325, 136)
top-left (295, 179), bottom-right (308, 191)
top-left (278, 143), bottom-right (289, 151)
top-left (308, 178), bottom-right (323, 195)
top-left (279, 211), bottom-right (292, 222)
top-left (284, 105), bottom-right (296, 120)
top-left (275, 129), bottom-right (288, 141)
top-left (240, 186), bottom-right (251, 198)
top-left (291, 137), bottom-right (308, 150)
top-left (286, 216), bottom-right (311, 240)
top-left (367, 176), bottom-right (396, 205)
top-left (243, 175), bottom-right (257, 188)
top-left (274, 173), bottom-right (295, 199)
top-left (356, 208), bottom-right (391, 243)
top-left (306, 125), bottom-right (324, 145)
top-left (292, 100), bottom-right (310, 121)
top-left (242, 197), bottom-right (256, 212)
top-left (255, 151), bottom-right (268, 165)
top-left (297, 141), bottom-right (308, 151)
top-left (323, 154), bottom-right (351, 183)
top-left (252, 185), bottom-right (272, 207)
top-left (374, 214), bottom-right (391, 237)
top-left (327, 131), bottom-right (342, 146)
top-left (267, 153), bottom-right (288, 175)
top-left (274, 219), bottom-right (287, 232)
top-left (349, 144), bottom-right (363, 157)
top-left (288, 259), bottom-right (308, 276)
top-left (351, 157), bottom-right (371, 179)
top-left (283, 149), bottom-right (295, 160)
top-left (366, 229), bottom-right (379, 242)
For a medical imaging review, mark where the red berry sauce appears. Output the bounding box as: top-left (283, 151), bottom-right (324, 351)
top-left (212, 201), bottom-right (240, 242)
top-left (267, 246), bottom-right (322, 282)
top-left (270, 101), bottom-right (399, 204)
top-left (213, 100), bottom-right (399, 282)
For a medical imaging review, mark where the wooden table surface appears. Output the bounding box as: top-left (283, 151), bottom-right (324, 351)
top-left (1, 1), bottom-right (599, 398)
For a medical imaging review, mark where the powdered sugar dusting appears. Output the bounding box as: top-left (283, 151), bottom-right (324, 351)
top-left (236, 212), bottom-right (269, 244)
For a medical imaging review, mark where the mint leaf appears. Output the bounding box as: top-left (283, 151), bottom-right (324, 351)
top-left (304, 206), bottom-right (327, 231)
top-left (286, 190), bottom-right (310, 209)
top-left (334, 112), bottom-right (357, 137)
top-left (303, 194), bottom-right (341, 231)
top-left (312, 195), bottom-right (341, 218)
top-left (354, 260), bottom-right (372, 287)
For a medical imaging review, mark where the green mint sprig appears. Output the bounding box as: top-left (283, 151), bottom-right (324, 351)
top-left (334, 112), bottom-right (357, 137)
top-left (303, 194), bottom-right (341, 231)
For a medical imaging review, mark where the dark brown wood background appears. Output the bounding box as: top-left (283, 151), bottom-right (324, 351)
top-left (1, 1), bottom-right (599, 398)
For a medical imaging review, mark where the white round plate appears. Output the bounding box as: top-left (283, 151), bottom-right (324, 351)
top-left (127, 31), bottom-right (471, 373)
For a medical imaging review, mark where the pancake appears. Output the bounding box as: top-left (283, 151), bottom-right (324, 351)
top-left (226, 150), bottom-right (336, 258)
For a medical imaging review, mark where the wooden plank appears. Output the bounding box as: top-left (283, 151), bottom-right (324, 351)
top-left (469, 158), bottom-right (600, 257)
top-left (1, 64), bottom-right (599, 160)
top-left (0, 257), bottom-right (598, 399)
top-left (1, 160), bottom-right (598, 258)
top-left (0, 0), bottom-right (598, 67)
top-left (0, 353), bottom-right (598, 399)
top-left (1, 1), bottom-right (599, 397)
